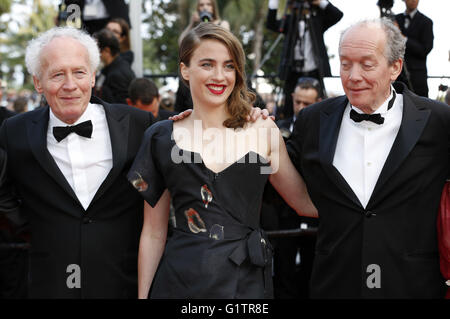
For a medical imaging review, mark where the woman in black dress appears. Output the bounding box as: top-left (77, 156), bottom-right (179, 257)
top-left (128, 23), bottom-right (317, 299)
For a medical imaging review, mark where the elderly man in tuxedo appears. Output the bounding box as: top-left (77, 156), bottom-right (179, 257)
top-left (287, 18), bottom-right (449, 298)
top-left (0, 27), bottom-right (153, 298)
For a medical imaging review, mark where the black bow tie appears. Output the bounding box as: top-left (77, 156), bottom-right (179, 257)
top-left (53, 120), bottom-right (93, 142)
top-left (350, 110), bottom-right (385, 124)
top-left (350, 91), bottom-right (396, 125)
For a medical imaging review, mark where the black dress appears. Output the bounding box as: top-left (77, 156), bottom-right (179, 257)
top-left (128, 120), bottom-right (274, 299)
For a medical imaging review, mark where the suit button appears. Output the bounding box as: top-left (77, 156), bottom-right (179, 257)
top-left (82, 217), bottom-right (93, 224)
top-left (365, 211), bottom-right (376, 218)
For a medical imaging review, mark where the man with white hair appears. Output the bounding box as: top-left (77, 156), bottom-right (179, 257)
top-left (0, 27), bottom-right (154, 298)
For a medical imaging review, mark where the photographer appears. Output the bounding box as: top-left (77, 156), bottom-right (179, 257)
top-left (179, 0), bottom-right (230, 46)
top-left (266, 0), bottom-right (342, 119)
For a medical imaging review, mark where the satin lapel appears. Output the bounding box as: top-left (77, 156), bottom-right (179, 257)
top-left (89, 100), bottom-right (130, 206)
top-left (27, 107), bottom-right (81, 205)
top-left (368, 90), bottom-right (430, 208)
top-left (319, 97), bottom-right (362, 207)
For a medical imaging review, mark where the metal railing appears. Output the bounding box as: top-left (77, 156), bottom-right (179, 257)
top-left (0, 227), bottom-right (318, 250)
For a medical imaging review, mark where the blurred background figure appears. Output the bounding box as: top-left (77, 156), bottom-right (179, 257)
top-left (266, 0), bottom-right (342, 119)
top-left (57, 0), bottom-right (130, 36)
top-left (127, 77), bottom-right (175, 121)
top-left (106, 17), bottom-right (134, 66)
top-left (160, 90), bottom-right (176, 112)
top-left (174, 0), bottom-right (230, 113)
top-left (0, 80), bottom-right (16, 124)
top-left (12, 96), bottom-right (28, 114)
top-left (94, 28), bottom-right (135, 105)
top-left (277, 77), bottom-right (322, 139)
top-left (179, 0), bottom-right (230, 43)
top-left (395, 0), bottom-right (433, 97)
top-left (445, 88), bottom-right (450, 106)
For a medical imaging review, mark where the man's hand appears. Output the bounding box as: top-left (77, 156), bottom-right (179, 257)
top-left (247, 107), bottom-right (274, 122)
top-left (169, 109), bottom-right (193, 121)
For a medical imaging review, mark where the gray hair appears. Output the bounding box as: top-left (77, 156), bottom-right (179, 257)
top-left (339, 17), bottom-right (406, 65)
top-left (25, 27), bottom-right (100, 78)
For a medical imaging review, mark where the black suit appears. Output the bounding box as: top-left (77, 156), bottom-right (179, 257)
top-left (266, 2), bottom-right (342, 118)
top-left (395, 11), bottom-right (433, 97)
top-left (287, 82), bottom-right (449, 298)
top-left (0, 96), bottom-right (154, 298)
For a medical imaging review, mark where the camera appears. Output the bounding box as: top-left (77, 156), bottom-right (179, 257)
top-left (199, 10), bottom-right (213, 22)
top-left (377, 0), bottom-right (395, 20)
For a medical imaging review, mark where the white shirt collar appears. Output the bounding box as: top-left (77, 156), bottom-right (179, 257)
top-left (405, 9), bottom-right (418, 19)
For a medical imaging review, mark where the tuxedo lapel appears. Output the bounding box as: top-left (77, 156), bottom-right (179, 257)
top-left (319, 97), bottom-right (362, 207)
top-left (27, 107), bottom-right (82, 206)
top-left (368, 86), bottom-right (430, 208)
top-left (89, 98), bottom-right (130, 206)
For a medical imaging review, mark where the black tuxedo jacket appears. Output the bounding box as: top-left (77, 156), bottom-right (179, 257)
top-left (266, 2), bottom-right (343, 78)
top-left (287, 82), bottom-right (450, 298)
top-left (0, 96), bottom-right (154, 298)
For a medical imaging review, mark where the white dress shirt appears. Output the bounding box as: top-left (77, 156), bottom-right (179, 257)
top-left (47, 103), bottom-right (113, 210)
top-left (333, 89), bottom-right (403, 208)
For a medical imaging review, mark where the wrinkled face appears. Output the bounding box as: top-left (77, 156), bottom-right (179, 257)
top-left (198, 0), bottom-right (213, 14)
top-left (33, 37), bottom-right (95, 124)
top-left (292, 87), bottom-right (320, 116)
top-left (180, 39), bottom-right (236, 110)
top-left (339, 24), bottom-right (401, 112)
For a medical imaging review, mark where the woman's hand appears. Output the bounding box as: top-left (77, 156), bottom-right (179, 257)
top-left (246, 107), bottom-right (274, 122)
top-left (169, 109), bottom-right (193, 121)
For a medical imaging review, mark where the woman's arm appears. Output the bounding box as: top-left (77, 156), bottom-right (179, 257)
top-left (267, 122), bottom-right (318, 218)
top-left (138, 189), bottom-right (171, 299)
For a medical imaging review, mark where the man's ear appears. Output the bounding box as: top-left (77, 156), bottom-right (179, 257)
top-left (391, 58), bottom-right (403, 82)
top-left (180, 62), bottom-right (189, 81)
top-left (33, 76), bottom-right (43, 94)
top-left (91, 72), bottom-right (96, 88)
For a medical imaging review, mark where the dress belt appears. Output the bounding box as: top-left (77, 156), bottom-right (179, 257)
top-left (172, 222), bottom-right (274, 298)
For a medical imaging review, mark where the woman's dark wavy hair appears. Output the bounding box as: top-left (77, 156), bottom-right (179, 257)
top-left (178, 23), bottom-right (255, 129)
